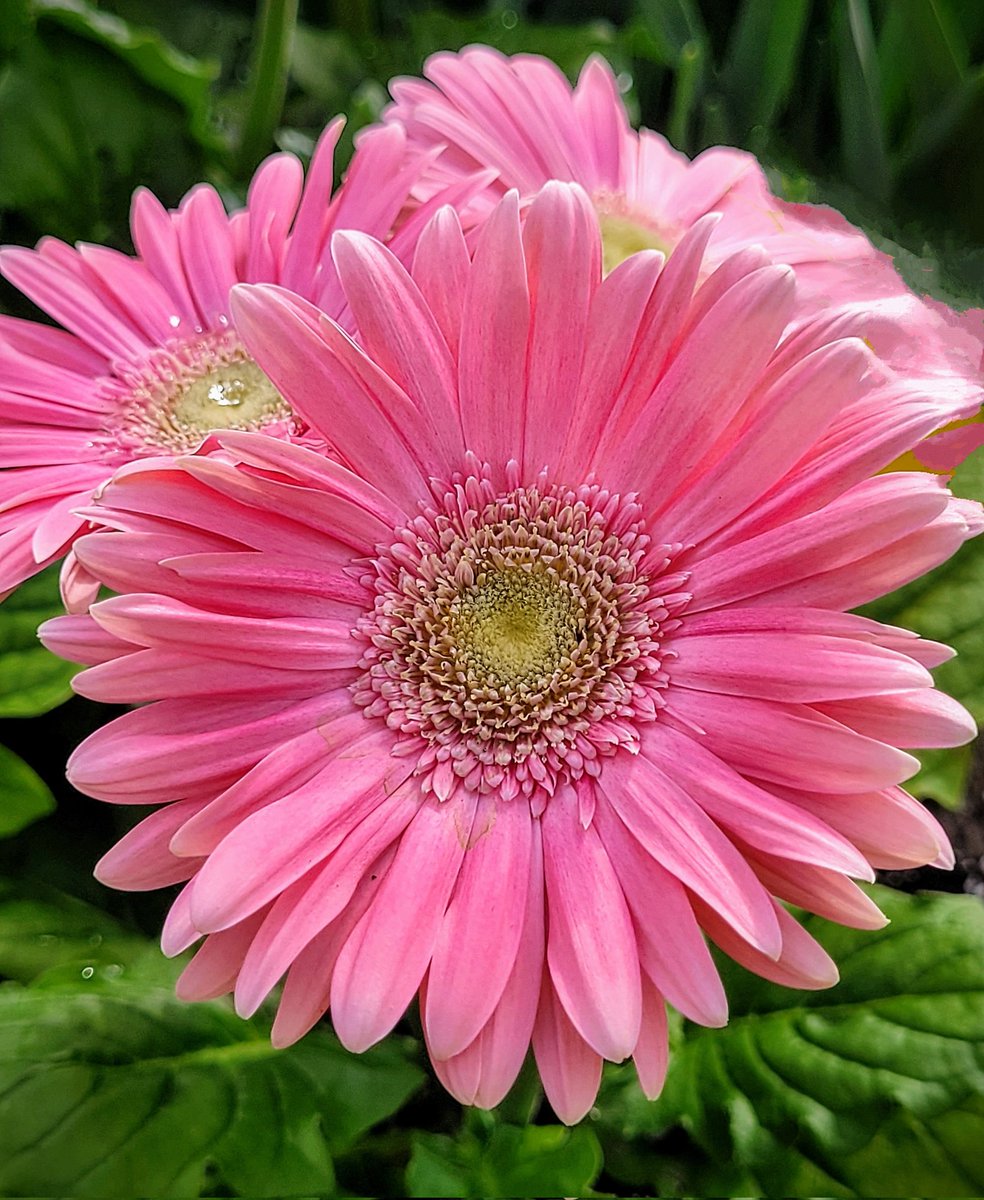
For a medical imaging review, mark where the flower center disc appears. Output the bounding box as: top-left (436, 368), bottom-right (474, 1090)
top-left (452, 568), bottom-right (581, 685)
top-left (169, 360), bottom-right (285, 434)
top-left (598, 211), bottom-right (674, 273)
top-left (354, 466), bottom-right (687, 802)
top-left (100, 329), bottom-right (294, 458)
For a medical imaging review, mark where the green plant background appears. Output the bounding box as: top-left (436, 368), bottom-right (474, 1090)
top-left (2, 1), bottom-right (984, 1195)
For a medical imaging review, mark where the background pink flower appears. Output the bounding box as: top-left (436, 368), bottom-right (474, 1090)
top-left (42, 183), bottom-right (979, 1123)
top-left (382, 47), bottom-right (983, 445)
top-left (0, 119), bottom-right (489, 607)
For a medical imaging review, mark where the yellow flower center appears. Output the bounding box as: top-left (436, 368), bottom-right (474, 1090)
top-left (168, 360), bottom-right (287, 438)
top-left (103, 330), bottom-right (294, 457)
top-left (451, 568), bottom-right (582, 685)
top-left (599, 213), bottom-right (674, 274)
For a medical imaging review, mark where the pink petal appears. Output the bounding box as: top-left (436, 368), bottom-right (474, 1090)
top-left (281, 117), bottom-right (344, 293)
top-left (411, 205), bottom-right (471, 354)
top-left (68, 691), bottom-right (351, 805)
top-left (230, 283), bottom-right (431, 512)
top-left (643, 724), bottom-right (873, 878)
top-left (187, 723), bottom-right (410, 932)
top-left (669, 627), bottom-right (931, 702)
top-left (619, 264), bottom-right (796, 510)
top-left (171, 725), bottom-right (342, 857)
top-left (245, 152), bottom-right (304, 282)
top-left (89, 593), bottom-right (361, 670)
top-left (331, 790), bottom-right (477, 1053)
top-left (271, 856), bottom-right (391, 1049)
top-left (657, 338), bottom-right (870, 544)
top-left (743, 847), bottom-right (888, 929)
top-left (532, 975), bottom-right (603, 1125)
top-left (176, 184), bottom-right (239, 326)
top-left (429, 819), bottom-right (545, 1110)
top-left (233, 783), bottom-right (421, 1018)
top-left (559, 249), bottom-right (663, 475)
top-left (813, 689), bottom-right (976, 748)
top-left (601, 751), bottom-right (782, 956)
top-left (39, 613), bottom-right (134, 666)
top-left (94, 799), bottom-right (208, 890)
top-left (521, 182), bottom-right (600, 474)
top-left (694, 896), bottom-right (840, 990)
top-left (424, 795), bottom-right (533, 1060)
top-left (666, 690), bottom-right (919, 794)
top-left (772, 782), bottom-right (952, 870)
top-left (130, 187), bottom-right (200, 325)
top-left (687, 474), bottom-right (949, 612)
top-left (458, 190), bottom-right (530, 472)
top-left (593, 792), bottom-right (728, 1027)
top-left (0, 245), bottom-right (148, 360)
top-left (633, 977), bottom-right (670, 1100)
top-left (542, 787), bottom-right (641, 1061)
top-left (175, 907), bottom-right (269, 1001)
top-left (331, 230), bottom-right (463, 467)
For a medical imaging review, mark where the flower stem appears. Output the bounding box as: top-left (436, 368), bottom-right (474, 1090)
top-left (235, 0), bottom-right (299, 178)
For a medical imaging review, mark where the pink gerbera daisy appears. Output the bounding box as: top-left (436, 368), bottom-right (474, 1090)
top-left (383, 47), bottom-right (983, 436)
top-left (0, 119), bottom-right (488, 606)
top-left (42, 183), bottom-right (979, 1122)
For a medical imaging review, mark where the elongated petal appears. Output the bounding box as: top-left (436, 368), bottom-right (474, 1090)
top-left (425, 796), bottom-right (533, 1059)
top-left (542, 789), bottom-right (641, 1061)
top-left (532, 976), bottom-right (603, 1125)
top-left (331, 791), bottom-right (476, 1053)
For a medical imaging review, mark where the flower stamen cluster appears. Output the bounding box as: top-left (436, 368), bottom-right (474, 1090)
top-left (353, 461), bottom-right (689, 801)
top-left (96, 329), bottom-right (294, 459)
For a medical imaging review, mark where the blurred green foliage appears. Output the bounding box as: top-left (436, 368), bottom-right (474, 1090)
top-left (3, 0), bottom-right (984, 1196)
top-left (2, 0), bottom-right (984, 287)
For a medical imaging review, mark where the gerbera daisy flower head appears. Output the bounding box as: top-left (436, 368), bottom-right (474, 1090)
top-left (41, 182), bottom-right (979, 1123)
top-left (0, 118), bottom-right (490, 607)
top-left (382, 46), bottom-right (983, 433)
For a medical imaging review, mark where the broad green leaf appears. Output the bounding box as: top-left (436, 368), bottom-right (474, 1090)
top-left (832, 0), bottom-right (891, 204)
top-left (633, 0), bottom-right (708, 65)
top-left (33, 0), bottom-right (217, 138)
top-left (720, 0), bottom-right (811, 133)
top-left (0, 880), bottom-right (148, 982)
top-left (406, 1123), bottom-right (603, 1199)
top-left (949, 443), bottom-right (984, 501)
top-left (878, 0), bottom-right (968, 132)
top-left (632, 887), bottom-right (984, 1197)
top-left (0, 974), bottom-right (424, 1197)
top-left (0, 567), bottom-right (75, 717)
top-left (897, 65), bottom-right (984, 175)
top-left (0, 745), bottom-right (55, 838)
top-left (0, 11), bottom-right (207, 244)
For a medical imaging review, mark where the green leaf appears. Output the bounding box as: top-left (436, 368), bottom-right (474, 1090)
top-left (0, 745), bottom-right (55, 838)
top-left (633, 0), bottom-right (708, 65)
top-left (950, 444), bottom-right (984, 501)
top-left (406, 1123), bottom-right (603, 1199)
top-left (640, 887), bottom-right (984, 1197)
top-left (0, 7), bottom-right (208, 244)
top-left (720, 0), bottom-right (811, 134)
top-left (0, 973), bottom-right (424, 1197)
top-left (832, 0), bottom-right (892, 204)
top-left (0, 881), bottom-right (148, 983)
top-left (878, 0), bottom-right (968, 134)
top-left (0, 567), bottom-right (76, 717)
top-left (33, 0), bottom-right (217, 135)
